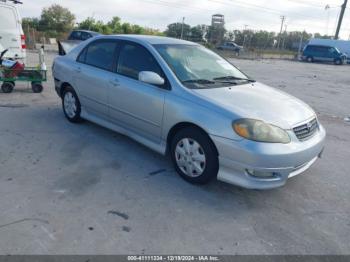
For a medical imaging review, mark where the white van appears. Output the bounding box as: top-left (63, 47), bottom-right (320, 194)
top-left (0, 0), bottom-right (26, 60)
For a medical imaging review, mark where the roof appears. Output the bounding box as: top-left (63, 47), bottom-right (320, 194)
top-left (98, 34), bottom-right (198, 45)
top-left (72, 30), bottom-right (101, 36)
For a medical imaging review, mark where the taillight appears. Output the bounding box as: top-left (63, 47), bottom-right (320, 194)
top-left (21, 35), bottom-right (26, 49)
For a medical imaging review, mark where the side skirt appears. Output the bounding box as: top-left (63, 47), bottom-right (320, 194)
top-left (80, 109), bottom-right (167, 155)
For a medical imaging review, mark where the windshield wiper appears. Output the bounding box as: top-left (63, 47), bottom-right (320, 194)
top-left (213, 76), bottom-right (256, 82)
top-left (182, 79), bottom-right (216, 84)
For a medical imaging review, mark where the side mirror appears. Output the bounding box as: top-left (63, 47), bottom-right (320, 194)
top-left (139, 71), bottom-right (165, 86)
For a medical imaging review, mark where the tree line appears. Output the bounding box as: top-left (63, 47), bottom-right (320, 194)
top-left (164, 22), bottom-right (332, 50)
top-left (22, 4), bottom-right (331, 50)
top-left (22, 4), bottom-right (162, 39)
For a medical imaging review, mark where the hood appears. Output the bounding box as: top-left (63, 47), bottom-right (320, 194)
top-left (192, 82), bottom-right (315, 129)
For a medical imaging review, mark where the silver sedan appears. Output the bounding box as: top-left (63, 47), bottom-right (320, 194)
top-left (53, 35), bottom-right (326, 189)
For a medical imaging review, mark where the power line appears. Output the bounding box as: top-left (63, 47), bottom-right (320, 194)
top-left (285, 0), bottom-right (330, 9)
top-left (142, 0), bottom-right (340, 35)
top-left (147, 0), bottom-right (326, 22)
top-left (209, 0), bottom-right (324, 21)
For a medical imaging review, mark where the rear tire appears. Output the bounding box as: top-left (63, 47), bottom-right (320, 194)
top-left (170, 127), bottom-right (219, 184)
top-left (1, 82), bottom-right (14, 93)
top-left (62, 86), bottom-right (83, 123)
top-left (306, 56), bottom-right (314, 63)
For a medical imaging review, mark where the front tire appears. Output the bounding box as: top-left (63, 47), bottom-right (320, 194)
top-left (170, 127), bottom-right (219, 184)
top-left (62, 86), bottom-right (82, 123)
top-left (334, 58), bottom-right (342, 65)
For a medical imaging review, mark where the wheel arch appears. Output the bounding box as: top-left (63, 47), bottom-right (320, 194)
top-left (60, 82), bottom-right (73, 97)
top-left (166, 122), bottom-right (219, 156)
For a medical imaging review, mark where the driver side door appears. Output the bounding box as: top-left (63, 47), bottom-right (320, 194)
top-left (108, 41), bottom-right (169, 143)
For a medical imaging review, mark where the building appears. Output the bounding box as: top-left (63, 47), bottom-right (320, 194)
top-left (210, 14), bottom-right (225, 45)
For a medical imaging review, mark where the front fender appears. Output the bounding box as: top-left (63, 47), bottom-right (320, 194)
top-left (162, 93), bottom-right (243, 142)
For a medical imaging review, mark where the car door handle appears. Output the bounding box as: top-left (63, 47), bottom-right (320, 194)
top-left (109, 78), bottom-right (120, 87)
top-left (74, 67), bottom-right (81, 73)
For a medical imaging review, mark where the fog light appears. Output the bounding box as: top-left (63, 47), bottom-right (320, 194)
top-left (246, 169), bottom-right (278, 178)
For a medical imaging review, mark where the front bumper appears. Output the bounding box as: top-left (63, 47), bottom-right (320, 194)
top-left (210, 124), bottom-right (326, 189)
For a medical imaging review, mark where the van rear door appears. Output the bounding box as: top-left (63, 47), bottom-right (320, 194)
top-left (0, 4), bottom-right (23, 59)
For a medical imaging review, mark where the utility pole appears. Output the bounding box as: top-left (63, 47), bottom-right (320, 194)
top-left (242, 25), bottom-right (248, 48)
top-left (335, 0), bottom-right (348, 39)
top-left (282, 24), bottom-right (288, 50)
top-left (180, 17), bottom-right (185, 39)
top-left (277, 15), bottom-right (285, 49)
top-left (298, 33), bottom-right (304, 59)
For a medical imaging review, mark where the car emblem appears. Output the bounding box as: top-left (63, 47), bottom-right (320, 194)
top-left (306, 122), bottom-right (312, 131)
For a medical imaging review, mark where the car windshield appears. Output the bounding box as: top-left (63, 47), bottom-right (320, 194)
top-left (154, 44), bottom-right (253, 88)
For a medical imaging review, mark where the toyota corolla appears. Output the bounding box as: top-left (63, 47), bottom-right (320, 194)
top-left (53, 35), bottom-right (326, 189)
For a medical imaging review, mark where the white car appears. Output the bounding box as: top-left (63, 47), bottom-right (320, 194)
top-left (0, 0), bottom-right (26, 60)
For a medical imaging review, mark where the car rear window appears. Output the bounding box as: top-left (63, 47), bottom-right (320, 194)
top-left (0, 6), bottom-right (17, 30)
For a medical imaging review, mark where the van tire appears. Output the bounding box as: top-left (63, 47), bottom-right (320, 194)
top-left (306, 56), bottom-right (313, 63)
top-left (334, 58), bottom-right (342, 65)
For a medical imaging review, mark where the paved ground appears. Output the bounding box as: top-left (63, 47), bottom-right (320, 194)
top-left (0, 52), bottom-right (349, 255)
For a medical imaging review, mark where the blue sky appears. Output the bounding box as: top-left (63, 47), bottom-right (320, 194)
top-left (19, 0), bottom-right (350, 39)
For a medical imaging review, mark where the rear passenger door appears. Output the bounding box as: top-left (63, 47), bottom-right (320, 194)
top-left (108, 41), bottom-right (168, 143)
top-left (315, 46), bottom-right (327, 61)
top-left (74, 39), bottom-right (119, 120)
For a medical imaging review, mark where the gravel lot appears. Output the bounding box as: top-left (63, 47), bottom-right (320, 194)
top-left (0, 51), bottom-right (349, 255)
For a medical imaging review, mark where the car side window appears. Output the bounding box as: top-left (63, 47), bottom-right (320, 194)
top-left (71, 31), bottom-right (81, 40)
top-left (328, 47), bottom-right (336, 53)
top-left (83, 41), bottom-right (118, 71)
top-left (77, 47), bottom-right (87, 63)
top-left (117, 43), bottom-right (163, 80)
top-left (81, 32), bottom-right (90, 41)
top-left (319, 46), bottom-right (327, 53)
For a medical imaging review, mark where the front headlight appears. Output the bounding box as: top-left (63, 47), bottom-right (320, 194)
top-left (233, 119), bottom-right (291, 143)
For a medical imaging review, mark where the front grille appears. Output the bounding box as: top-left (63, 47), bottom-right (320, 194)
top-left (293, 118), bottom-right (318, 141)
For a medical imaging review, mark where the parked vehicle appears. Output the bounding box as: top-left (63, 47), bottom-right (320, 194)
top-left (67, 30), bottom-right (100, 41)
top-left (217, 42), bottom-right (242, 52)
top-left (302, 44), bottom-right (347, 65)
top-left (53, 35), bottom-right (325, 189)
top-left (309, 38), bottom-right (350, 63)
top-left (0, 0), bottom-right (26, 60)
top-left (58, 30), bottom-right (100, 56)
